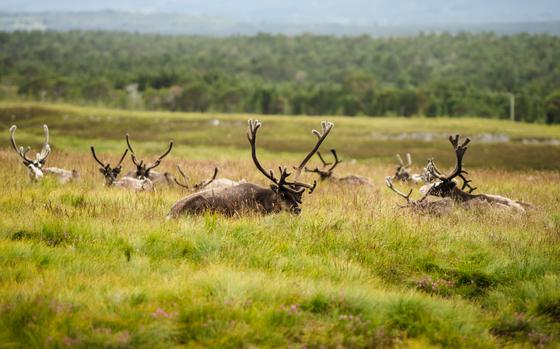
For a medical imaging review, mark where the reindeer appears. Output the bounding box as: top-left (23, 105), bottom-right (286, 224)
top-left (174, 165), bottom-right (246, 191)
top-left (91, 146), bottom-right (154, 191)
top-left (125, 134), bottom-right (175, 185)
top-left (43, 167), bottom-right (79, 184)
top-left (385, 176), bottom-right (453, 215)
top-left (421, 135), bottom-right (530, 212)
top-left (305, 149), bottom-right (371, 186)
top-left (174, 165), bottom-right (218, 190)
top-left (394, 153), bottom-right (428, 184)
top-left (167, 119), bottom-right (333, 218)
top-left (9, 124), bottom-right (78, 183)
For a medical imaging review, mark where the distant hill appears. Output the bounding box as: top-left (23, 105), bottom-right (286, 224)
top-left (2, 0), bottom-right (560, 25)
top-left (1, 11), bottom-right (560, 36)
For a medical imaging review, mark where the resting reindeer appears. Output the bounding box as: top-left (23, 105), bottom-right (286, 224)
top-left (174, 165), bottom-right (245, 191)
top-left (394, 153), bottom-right (428, 184)
top-left (305, 149), bottom-right (371, 186)
top-left (125, 134), bottom-right (175, 185)
top-left (91, 146), bottom-right (154, 191)
top-left (421, 135), bottom-right (530, 212)
top-left (167, 119), bottom-right (333, 218)
top-left (9, 124), bottom-right (78, 183)
top-left (385, 176), bottom-right (453, 215)
top-left (174, 166), bottom-right (218, 190)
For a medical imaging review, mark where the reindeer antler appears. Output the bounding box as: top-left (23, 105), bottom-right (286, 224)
top-left (9, 125), bottom-right (51, 165)
top-left (193, 168), bottom-right (219, 190)
top-left (174, 165), bottom-right (218, 190)
top-left (396, 154), bottom-right (405, 167)
top-left (174, 165), bottom-right (190, 189)
top-left (317, 151), bottom-right (332, 167)
top-left (247, 119), bottom-right (278, 184)
top-left (294, 121), bottom-right (334, 179)
top-left (305, 148), bottom-right (342, 179)
top-left (125, 134), bottom-right (142, 167)
top-left (91, 147), bottom-right (128, 170)
top-left (37, 124), bottom-right (51, 164)
top-left (325, 149), bottom-right (342, 172)
top-left (146, 141), bottom-right (174, 171)
top-left (386, 176), bottom-right (413, 204)
top-left (126, 133), bottom-right (173, 175)
top-left (90, 146), bottom-right (108, 168)
top-left (125, 133), bottom-right (135, 154)
top-left (247, 119), bottom-right (331, 195)
top-left (9, 125), bottom-right (33, 164)
top-left (427, 135), bottom-right (477, 193)
top-left (115, 148), bottom-right (129, 169)
top-left (396, 153), bottom-right (412, 168)
top-left (386, 176), bottom-right (432, 206)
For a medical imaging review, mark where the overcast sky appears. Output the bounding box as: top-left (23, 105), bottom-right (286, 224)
top-left (2, 0), bottom-right (559, 25)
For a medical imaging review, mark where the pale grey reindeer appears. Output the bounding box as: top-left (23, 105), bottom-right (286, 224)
top-left (174, 164), bottom-right (245, 191)
top-left (420, 135), bottom-right (530, 212)
top-left (173, 165), bottom-right (219, 190)
top-left (385, 176), bottom-right (453, 216)
top-left (125, 133), bottom-right (175, 185)
top-left (167, 119), bottom-right (333, 218)
top-left (393, 153), bottom-right (429, 184)
top-left (9, 124), bottom-right (78, 183)
top-left (305, 149), bottom-right (372, 186)
top-left (90, 146), bottom-right (154, 191)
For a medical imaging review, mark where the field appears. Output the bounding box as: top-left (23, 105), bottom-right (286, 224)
top-left (0, 102), bottom-right (559, 348)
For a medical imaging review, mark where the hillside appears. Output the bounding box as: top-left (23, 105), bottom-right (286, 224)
top-left (1, 102), bottom-right (560, 170)
top-left (2, 32), bottom-right (560, 123)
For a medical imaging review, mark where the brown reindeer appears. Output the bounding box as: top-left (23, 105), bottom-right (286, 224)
top-left (9, 124), bottom-right (78, 183)
top-left (167, 119), bottom-right (333, 218)
top-left (125, 134), bottom-right (175, 185)
top-left (393, 153), bottom-right (429, 184)
top-left (91, 146), bottom-right (154, 191)
top-left (421, 135), bottom-right (529, 212)
top-left (305, 149), bottom-right (371, 186)
top-left (385, 176), bottom-right (453, 215)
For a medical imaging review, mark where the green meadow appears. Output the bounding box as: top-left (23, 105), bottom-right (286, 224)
top-left (0, 102), bottom-right (559, 348)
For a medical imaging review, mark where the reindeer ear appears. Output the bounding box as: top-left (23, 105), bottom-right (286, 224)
top-left (270, 184), bottom-right (279, 193)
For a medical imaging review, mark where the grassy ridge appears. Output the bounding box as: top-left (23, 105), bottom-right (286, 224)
top-left (0, 102), bottom-right (559, 347)
top-left (1, 102), bottom-right (560, 170)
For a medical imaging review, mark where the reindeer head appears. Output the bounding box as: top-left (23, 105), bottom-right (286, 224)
top-left (90, 146), bottom-right (128, 186)
top-left (394, 153), bottom-right (413, 182)
top-left (126, 134), bottom-right (173, 179)
top-left (305, 149), bottom-right (342, 181)
top-left (9, 125), bottom-right (51, 181)
top-left (424, 135), bottom-right (477, 197)
top-left (247, 119), bottom-right (333, 215)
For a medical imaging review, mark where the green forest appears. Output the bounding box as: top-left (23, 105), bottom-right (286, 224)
top-left (1, 31), bottom-right (560, 123)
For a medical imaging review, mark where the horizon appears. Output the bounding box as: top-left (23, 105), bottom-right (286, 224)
top-left (1, 0), bottom-right (560, 26)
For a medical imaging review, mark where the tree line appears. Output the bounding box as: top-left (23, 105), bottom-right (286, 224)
top-left (1, 31), bottom-right (560, 123)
